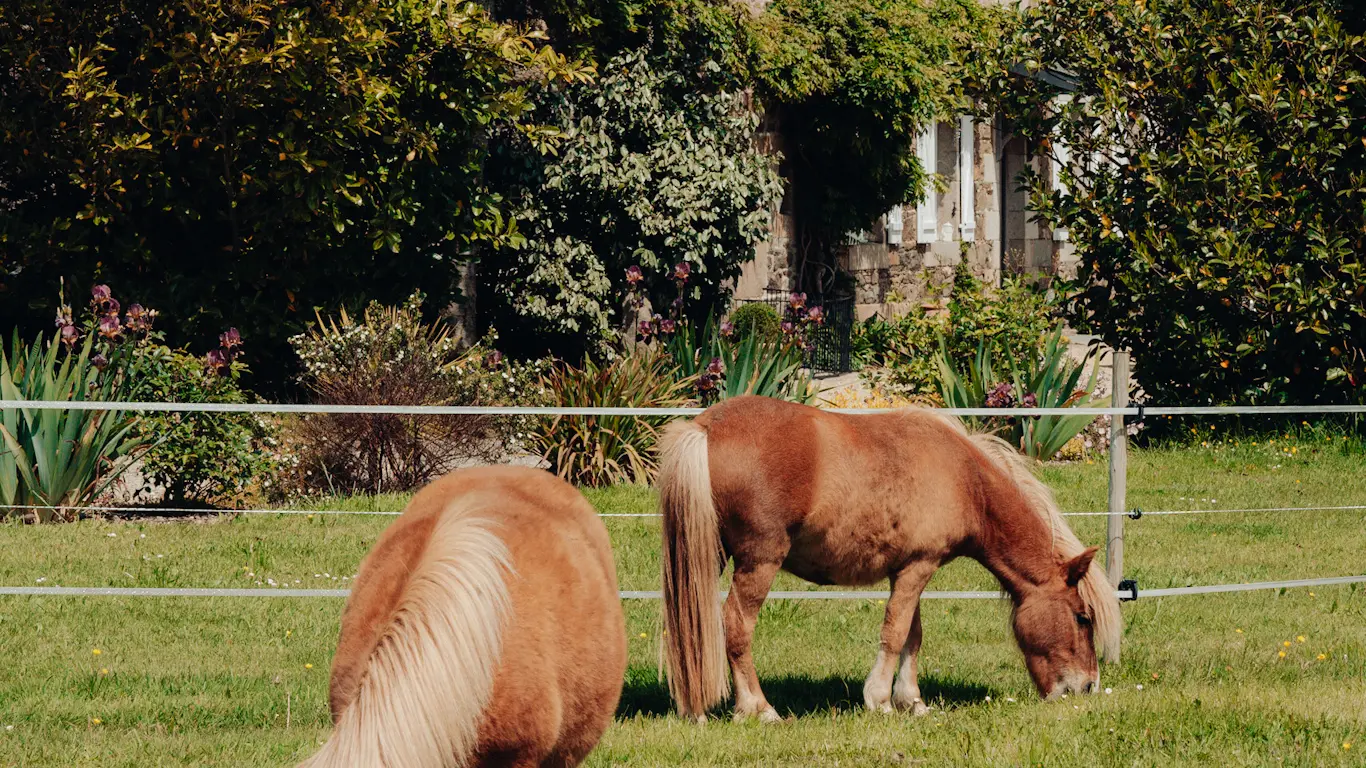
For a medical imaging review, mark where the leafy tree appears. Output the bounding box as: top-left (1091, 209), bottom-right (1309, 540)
top-left (972, 0), bottom-right (1366, 404)
top-left (483, 48), bottom-right (781, 356)
top-left (0, 0), bottom-right (587, 391)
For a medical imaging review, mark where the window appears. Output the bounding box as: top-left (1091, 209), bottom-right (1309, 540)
top-left (916, 124), bottom-right (938, 244)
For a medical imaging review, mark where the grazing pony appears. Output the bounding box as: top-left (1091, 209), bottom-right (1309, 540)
top-left (660, 396), bottom-right (1120, 721)
top-left (300, 466), bottom-right (627, 768)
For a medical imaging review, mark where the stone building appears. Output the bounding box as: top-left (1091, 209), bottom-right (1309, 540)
top-left (733, 116), bottom-right (1076, 324)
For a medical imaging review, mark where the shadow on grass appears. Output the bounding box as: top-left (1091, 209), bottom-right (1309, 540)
top-left (617, 665), bottom-right (995, 719)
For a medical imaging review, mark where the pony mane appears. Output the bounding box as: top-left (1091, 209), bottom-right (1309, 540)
top-left (902, 408), bottom-right (1122, 661)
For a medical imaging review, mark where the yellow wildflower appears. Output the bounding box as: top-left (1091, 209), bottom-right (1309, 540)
top-left (1317, 654), bottom-right (1327, 661)
top-left (99, 668), bottom-right (109, 676)
top-left (305, 663), bottom-right (314, 669)
top-left (1278, 651), bottom-right (1286, 658)
top-left (1283, 641), bottom-right (1292, 647)
top-left (92, 649), bottom-right (102, 656)
top-left (91, 718), bottom-right (102, 725)
top-left (638, 633), bottom-right (648, 639)
top-left (1297, 635), bottom-right (1306, 643)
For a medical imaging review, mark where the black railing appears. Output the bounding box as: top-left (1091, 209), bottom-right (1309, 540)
top-left (737, 289), bottom-right (854, 373)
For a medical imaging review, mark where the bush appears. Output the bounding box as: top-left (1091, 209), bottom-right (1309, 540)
top-left (1, 283), bottom-right (235, 519)
top-left (729, 303), bottom-right (782, 343)
top-left (484, 49), bottom-right (782, 357)
top-left (529, 349), bottom-right (693, 487)
top-left (279, 293), bottom-right (545, 498)
top-left (972, 0), bottom-right (1366, 405)
top-left (859, 265), bottom-right (1059, 395)
top-left (126, 344), bottom-right (275, 507)
top-left (0, 0), bottom-right (588, 392)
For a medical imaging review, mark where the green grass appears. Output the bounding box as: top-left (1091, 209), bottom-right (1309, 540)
top-left (1, 440), bottom-right (1364, 766)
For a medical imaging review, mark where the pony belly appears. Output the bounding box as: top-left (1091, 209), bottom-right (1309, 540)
top-left (782, 528), bottom-right (904, 587)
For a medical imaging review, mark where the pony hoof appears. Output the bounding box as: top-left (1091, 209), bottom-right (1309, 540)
top-left (758, 708), bottom-right (782, 724)
top-left (692, 714), bottom-right (707, 725)
top-left (890, 696), bottom-right (934, 716)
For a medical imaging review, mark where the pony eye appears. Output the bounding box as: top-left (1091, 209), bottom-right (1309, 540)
top-left (1075, 612), bottom-right (1092, 627)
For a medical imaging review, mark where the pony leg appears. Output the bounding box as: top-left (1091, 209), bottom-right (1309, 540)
top-left (891, 607), bottom-right (929, 715)
top-left (863, 562), bottom-right (936, 714)
top-left (724, 559), bottom-right (782, 723)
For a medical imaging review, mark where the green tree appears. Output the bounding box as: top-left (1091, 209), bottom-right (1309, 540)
top-left (0, 0), bottom-right (587, 391)
top-left (972, 0), bottom-right (1366, 404)
top-left (483, 48), bottom-right (781, 356)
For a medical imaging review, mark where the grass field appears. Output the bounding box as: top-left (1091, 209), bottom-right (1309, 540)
top-left (1, 436), bottom-right (1364, 766)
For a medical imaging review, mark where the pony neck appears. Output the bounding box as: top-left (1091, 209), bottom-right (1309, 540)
top-left (972, 493), bottom-right (1061, 601)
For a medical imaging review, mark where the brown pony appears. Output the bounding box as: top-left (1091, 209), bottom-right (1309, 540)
top-left (660, 395), bottom-right (1120, 721)
top-left (300, 466), bottom-right (627, 768)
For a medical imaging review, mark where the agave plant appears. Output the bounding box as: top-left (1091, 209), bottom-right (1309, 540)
top-left (0, 330), bottom-right (147, 521)
top-left (935, 325), bottom-right (1103, 459)
top-left (530, 349), bottom-right (694, 487)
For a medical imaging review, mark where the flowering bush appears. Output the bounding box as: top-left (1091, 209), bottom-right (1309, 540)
top-left (278, 293), bottom-right (545, 497)
top-left (2, 284), bottom-right (245, 519)
top-left (126, 338), bottom-right (276, 507)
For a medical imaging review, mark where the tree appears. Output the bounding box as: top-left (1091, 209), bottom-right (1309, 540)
top-left (972, 0), bottom-right (1366, 404)
top-left (0, 0), bottom-right (587, 391)
top-left (482, 48), bottom-right (781, 357)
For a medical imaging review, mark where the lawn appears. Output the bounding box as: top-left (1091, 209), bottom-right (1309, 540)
top-left (0, 438), bottom-right (1363, 766)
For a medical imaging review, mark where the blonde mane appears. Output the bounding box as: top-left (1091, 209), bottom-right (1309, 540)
top-left (906, 408), bottom-right (1122, 661)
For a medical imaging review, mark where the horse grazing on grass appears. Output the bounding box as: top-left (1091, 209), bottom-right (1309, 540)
top-left (659, 395), bottom-right (1120, 722)
top-left (300, 466), bottom-right (627, 768)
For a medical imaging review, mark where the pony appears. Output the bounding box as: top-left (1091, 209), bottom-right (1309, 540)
top-left (659, 395), bottom-right (1121, 721)
top-left (300, 465), bottom-right (627, 768)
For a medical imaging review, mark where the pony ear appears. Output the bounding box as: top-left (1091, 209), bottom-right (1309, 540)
top-left (1062, 546), bottom-right (1100, 587)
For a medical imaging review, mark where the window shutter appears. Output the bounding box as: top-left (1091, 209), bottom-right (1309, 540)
top-left (958, 116), bottom-right (975, 243)
top-left (916, 124), bottom-right (938, 244)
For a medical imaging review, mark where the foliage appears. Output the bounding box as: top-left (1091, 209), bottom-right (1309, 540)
top-left (0, 0), bottom-right (590, 391)
top-left (529, 348), bottom-right (692, 487)
top-left (662, 317), bottom-right (817, 406)
top-left (0, 285), bottom-right (161, 519)
top-left (728, 303), bottom-right (782, 343)
top-left (280, 293), bottom-right (546, 497)
top-left (858, 265), bottom-right (1059, 395)
top-left (969, 0), bottom-right (1366, 405)
top-left (484, 49), bottom-right (782, 356)
top-left (935, 325), bottom-right (1104, 459)
top-left (125, 345), bottom-right (275, 507)
top-left (749, 0), bottom-right (1003, 250)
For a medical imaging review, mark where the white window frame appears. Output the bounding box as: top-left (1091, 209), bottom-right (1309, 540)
top-left (916, 123), bottom-right (938, 244)
top-left (958, 115), bottom-right (976, 243)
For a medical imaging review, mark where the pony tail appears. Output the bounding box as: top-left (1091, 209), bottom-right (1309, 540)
top-left (658, 419), bottom-right (730, 719)
top-left (968, 433), bottom-right (1123, 662)
top-left (299, 504), bottom-right (512, 768)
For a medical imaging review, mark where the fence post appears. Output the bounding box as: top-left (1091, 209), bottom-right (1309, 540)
top-left (1106, 351), bottom-right (1130, 594)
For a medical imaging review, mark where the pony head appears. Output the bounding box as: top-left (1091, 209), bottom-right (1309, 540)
top-left (1011, 546), bottom-right (1102, 699)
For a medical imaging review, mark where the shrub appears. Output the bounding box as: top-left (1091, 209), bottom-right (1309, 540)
top-left (484, 49), bottom-right (783, 356)
top-left (860, 265), bottom-right (1059, 395)
top-left (529, 349), bottom-right (694, 487)
top-left (280, 293), bottom-right (545, 497)
top-left (935, 325), bottom-right (1106, 460)
top-left (1, 284), bottom-right (233, 520)
top-left (125, 343), bottom-right (275, 507)
top-left (972, 0), bottom-right (1366, 405)
top-left (0, 0), bottom-right (588, 391)
top-left (729, 303), bottom-right (782, 343)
